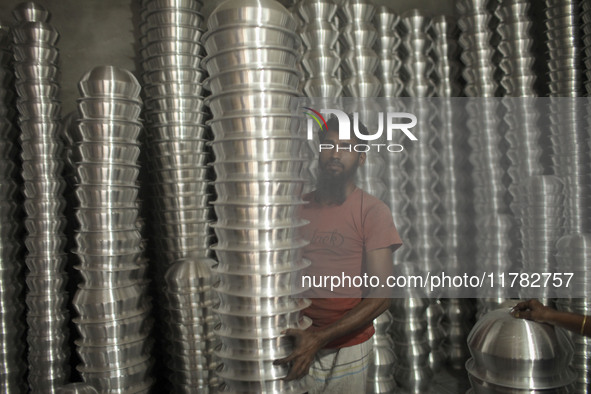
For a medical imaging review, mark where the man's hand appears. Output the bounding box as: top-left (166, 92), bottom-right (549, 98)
top-left (273, 328), bottom-right (327, 381)
top-left (511, 299), bottom-right (553, 323)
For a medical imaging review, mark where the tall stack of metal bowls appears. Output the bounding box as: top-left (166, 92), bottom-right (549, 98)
top-left (0, 22), bottom-right (27, 394)
top-left (137, 1), bottom-right (214, 389)
top-left (389, 263), bottom-right (433, 393)
top-left (431, 15), bottom-right (476, 371)
top-left (11, 3), bottom-right (70, 391)
top-left (582, 0), bottom-right (591, 95)
top-left (367, 310), bottom-right (397, 394)
top-left (138, 0), bottom-right (210, 269)
top-left (555, 234), bottom-right (591, 392)
top-left (340, 0), bottom-right (381, 97)
top-left (71, 66), bottom-right (154, 393)
top-left (374, 6), bottom-right (402, 98)
top-left (297, 0), bottom-right (340, 194)
top-left (545, 1), bottom-right (590, 235)
top-left (457, 0), bottom-right (513, 315)
top-left (163, 258), bottom-right (218, 392)
top-left (518, 176), bottom-right (565, 302)
top-left (466, 304), bottom-right (577, 393)
top-left (202, 1), bottom-right (310, 392)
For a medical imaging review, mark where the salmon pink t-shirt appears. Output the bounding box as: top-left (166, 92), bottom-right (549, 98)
top-left (300, 187), bottom-right (402, 348)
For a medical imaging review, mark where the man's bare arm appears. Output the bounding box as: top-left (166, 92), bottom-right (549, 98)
top-left (273, 247), bottom-right (394, 381)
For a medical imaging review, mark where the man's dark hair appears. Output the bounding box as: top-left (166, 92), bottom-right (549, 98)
top-left (318, 113), bottom-right (368, 145)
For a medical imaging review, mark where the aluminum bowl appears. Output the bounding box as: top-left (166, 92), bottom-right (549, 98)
top-left (153, 207), bottom-right (210, 223)
top-left (151, 182), bottom-right (210, 199)
top-left (143, 9), bottom-right (204, 27)
top-left (25, 254), bottom-right (68, 272)
top-left (26, 292), bottom-right (69, 314)
top-left (16, 98), bottom-right (61, 118)
top-left (77, 337), bottom-right (152, 368)
top-left (12, 44), bottom-right (58, 63)
top-left (212, 201), bottom-right (304, 227)
top-left (22, 160), bottom-right (64, 181)
top-left (146, 140), bottom-right (208, 157)
top-left (152, 235), bottom-right (212, 251)
top-left (24, 217), bottom-right (67, 236)
top-left (141, 53), bottom-right (203, 70)
top-left (207, 0), bottom-right (298, 31)
top-left (204, 66), bottom-right (301, 93)
top-left (13, 60), bottom-right (58, 80)
top-left (76, 163), bottom-right (140, 186)
top-left (73, 142), bottom-right (140, 165)
top-left (150, 168), bottom-right (209, 183)
top-left (12, 2), bottom-right (50, 22)
top-left (304, 77), bottom-right (342, 97)
top-left (75, 120), bottom-right (142, 144)
top-left (214, 290), bottom-right (310, 315)
top-left (142, 68), bottom-right (206, 84)
top-left (159, 221), bottom-right (210, 237)
top-left (206, 88), bottom-right (300, 118)
top-left (18, 120), bottom-right (60, 140)
top-left (143, 82), bottom-right (204, 97)
top-left (75, 185), bottom-right (139, 208)
top-left (341, 23), bottom-right (378, 48)
top-left (144, 110), bottom-right (208, 125)
top-left (301, 48), bottom-right (340, 76)
top-left (24, 235), bottom-right (67, 255)
top-left (55, 383), bottom-right (99, 394)
top-left (211, 221), bottom-right (306, 249)
top-left (73, 307), bottom-right (151, 342)
top-left (207, 114), bottom-right (301, 138)
top-left (74, 229), bottom-right (142, 255)
top-left (203, 25), bottom-right (299, 55)
top-left (21, 140), bottom-right (62, 160)
top-left (216, 377), bottom-right (306, 393)
top-left (213, 179), bottom-right (304, 203)
top-left (203, 47), bottom-right (300, 76)
top-left (368, 347), bottom-right (396, 376)
top-left (77, 358), bottom-right (153, 390)
top-left (77, 98), bottom-right (142, 121)
top-left (12, 21), bottom-right (59, 45)
top-left (299, 20), bottom-right (339, 49)
top-left (467, 306), bottom-right (577, 389)
top-left (394, 364), bottom-right (433, 392)
top-left (75, 207), bottom-right (139, 231)
top-left (147, 124), bottom-right (208, 140)
top-left (467, 369), bottom-right (576, 394)
top-left (15, 81), bottom-right (59, 99)
top-left (74, 265), bottom-right (141, 289)
top-left (142, 0), bottom-right (201, 13)
top-left (72, 285), bottom-right (144, 320)
top-left (215, 356), bottom-right (289, 381)
top-left (209, 136), bottom-right (304, 161)
top-left (144, 25), bottom-right (203, 43)
top-left (211, 159), bottom-right (305, 180)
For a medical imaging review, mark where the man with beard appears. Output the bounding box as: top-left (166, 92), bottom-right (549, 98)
top-left (274, 115), bottom-right (402, 393)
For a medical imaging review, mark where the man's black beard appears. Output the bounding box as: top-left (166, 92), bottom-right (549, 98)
top-left (316, 163), bottom-right (357, 205)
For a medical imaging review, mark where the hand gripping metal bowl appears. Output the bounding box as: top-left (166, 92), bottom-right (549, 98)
top-left (466, 305), bottom-right (577, 390)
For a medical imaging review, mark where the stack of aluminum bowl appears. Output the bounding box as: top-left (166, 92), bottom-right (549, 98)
top-left (202, 1), bottom-right (310, 392)
top-left (162, 258), bottom-right (218, 392)
top-left (367, 311), bottom-right (397, 394)
top-left (340, 0), bottom-right (381, 97)
top-left (297, 0), bottom-right (340, 193)
top-left (11, 4), bottom-right (71, 391)
top-left (138, 0), bottom-right (210, 269)
top-left (555, 234), bottom-right (591, 392)
top-left (457, 0), bottom-right (513, 315)
top-left (389, 264), bottom-right (433, 393)
top-left (71, 66), bottom-right (154, 393)
top-left (0, 22), bottom-right (27, 393)
top-left (374, 6), bottom-right (402, 98)
top-left (137, 1), bottom-right (214, 389)
top-left (582, 0), bottom-right (591, 95)
top-left (518, 176), bottom-right (565, 302)
top-left (442, 299), bottom-right (475, 370)
top-left (467, 304), bottom-right (577, 393)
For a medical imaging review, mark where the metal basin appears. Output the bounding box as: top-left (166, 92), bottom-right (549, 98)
top-left (211, 159), bottom-right (305, 180)
top-left (73, 308), bottom-right (151, 343)
top-left (207, 0), bottom-right (298, 31)
top-left (146, 140), bottom-right (208, 158)
top-left (73, 142), bottom-right (140, 165)
top-left (12, 21), bottom-right (59, 45)
top-left (215, 333), bottom-right (294, 360)
top-left (143, 82), bottom-right (204, 97)
top-left (203, 25), bottom-right (299, 54)
top-left (153, 207), bottom-right (210, 223)
top-left (15, 81), bottom-right (59, 99)
top-left (150, 168), bottom-right (209, 184)
top-left (24, 235), bottom-right (67, 255)
top-left (21, 140), bottom-right (62, 160)
top-left (17, 98), bottom-right (61, 119)
top-left (147, 124), bottom-right (208, 140)
top-left (211, 221), bottom-right (307, 249)
top-left (76, 163), bottom-right (140, 186)
top-left (75, 120), bottom-right (142, 144)
top-left (214, 290), bottom-right (310, 315)
top-left (142, 68), bottom-right (206, 84)
top-left (215, 356), bottom-right (289, 381)
top-left (203, 47), bottom-right (300, 75)
top-left (77, 98), bottom-right (142, 121)
top-left (12, 2), bottom-right (50, 22)
top-left (26, 292), bottom-right (69, 315)
top-left (467, 306), bottom-right (577, 389)
top-left (78, 65), bottom-right (141, 99)
top-left (141, 53), bottom-right (203, 70)
top-left (144, 110), bottom-right (207, 125)
top-left (74, 229), bottom-right (142, 255)
top-left (75, 185), bottom-right (139, 208)
top-left (213, 179), bottom-right (304, 203)
top-left (22, 160), bottom-right (64, 181)
top-left (212, 201), bottom-right (304, 227)
top-left (142, 0), bottom-right (201, 13)
top-left (24, 217), bottom-right (67, 236)
top-left (72, 250), bottom-right (141, 271)
top-left (207, 114), bottom-right (301, 138)
top-left (74, 265), bottom-right (141, 288)
top-left (209, 137), bottom-right (304, 161)
top-left (13, 44), bottom-right (58, 63)
top-left (143, 25), bottom-right (203, 42)
top-left (78, 358), bottom-right (153, 390)
top-left (72, 285), bottom-right (144, 320)
top-left (77, 337), bottom-right (152, 368)
top-left (204, 66), bottom-right (301, 93)
top-left (143, 9), bottom-right (204, 27)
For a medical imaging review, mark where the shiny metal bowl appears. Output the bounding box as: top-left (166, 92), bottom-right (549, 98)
top-left (77, 98), bottom-right (142, 121)
top-left (467, 306), bottom-right (577, 389)
top-left (203, 25), bottom-right (299, 54)
top-left (211, 221), bottom-right (307, 249)
top-left (143, 82), bottom-right (204, 97)
top-left (142, 68), bottom-right (206, 84)
top-left (78, 65), bottom-right (141, 99)
top-left (77, 358), bottom-right (153, 390)
top-left (207, 0), bottom-right (298, 31)
top-left (144, 110), bottom-right (208, 125)
top-left (72, 285), bottom-right (144, 320)
top-left (150, 167), bottom-right (209, 183)
top-left (12, 43), bottom-right (58, 63)
top-left (75, 207), bottom-right (139, 232)
top-left (22, 160), bottom-right (64, 180)
top-left (211, 159), bottom-right (305, 180)
top-left (12, 21), bottom-right (59, 45)
top-left (75, 185), bottom-right (139, 208)
top-left (76, 163), bottom-right (140, 186)
top-left (24, 235), bottom-right (67, 255)
top-left (24, 217), bottom-right (67, 236)
top-left (147, 124), bottom-right (207, 140)
top-left (55, 382), bottom-right (99, 394)
top-left (214, 291), bottom-right (310, 315)
top-left (16, 98), bottom-right (61, 118)
top-left (72, 250), bottom-right (141, 271)
top-left (209, 137), bottom-right (304, 161)
top-left (75, 120), bottom-right (142, 144)
top-left (213, 179), bottom-right (304, 203)
top-left (143, 24), bottom-right (203, 42)
top-left (12, 2), bottom-right (50, 23)
top-left (215, 356), bottom-right (289, 381)
top-left (74, 266), bottom-right (142, 289)
top-left (26, 292), bottom-right (69, 314)
top-left (212, 201), bottom-right (304, 227)
top-left (204, 66), bottom-right (301, 93)
top-left (77, 337), bottom-right (152, 368)
top-left (15, 81), bottom-right (59, 99)
top-left (141, 53), bottom-right (203, 70)
top-left (74, 229), bottom-right (142, 255)
top-left (216, 377), bottom-right (307, 393)
top-left (143, 9), bottom-right (204, 28)
top-left (74, 142), bottom-right (140, 165)
top-left (301, 48), bottom-right (340, 76)
top-left (206, 88), bottom-right (300, 118)
top-left (467, 369), bottom-right (576, 394)
top-left (153, 207), bottom-right (210, 223)
top-left (207, 114), bottom-right (301, 138)
top-left (203, 47), bottom-right (300, 75)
